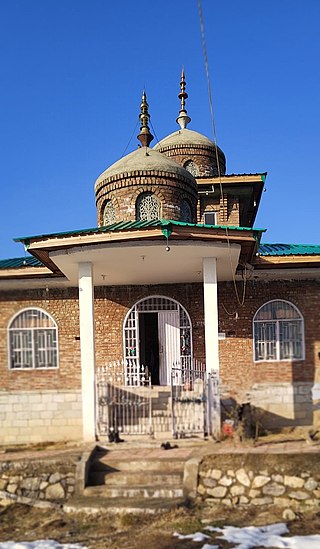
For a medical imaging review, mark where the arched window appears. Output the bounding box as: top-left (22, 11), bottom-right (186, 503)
top-left (253, 300), bottom-right (304, 362)
top-left (184, 160), bottom-right (199, 177)
top-left (180, 199), bottom-right (192, 223)
top-left (102, 200), bottom-right (116, 225)
top-left (8, 308), bottom-right (58, 369)
top-left (136, 192), bottom-right (160, 221)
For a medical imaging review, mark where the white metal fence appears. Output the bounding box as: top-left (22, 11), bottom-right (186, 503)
top-left (171, 362), bottom-right (220, 439)
top-left (96, 359), bottom-right (221, 439)
top-left (96, 360), bottom-right (152, 436)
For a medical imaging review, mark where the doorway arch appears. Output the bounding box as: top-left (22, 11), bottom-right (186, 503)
top-left (123, 295), bottom-right (193, 385)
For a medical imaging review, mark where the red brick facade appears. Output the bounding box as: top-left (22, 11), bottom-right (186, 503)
top-left (0, 288), bottom-right (81, 392)
top-left (1, 279), bottom-right (319, 403)
top-left (95, 172), bottom-right (198, 226)
top-left (156, 144), bottom-right (226, 177)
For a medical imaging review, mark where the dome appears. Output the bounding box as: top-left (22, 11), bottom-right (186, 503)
top-left (153, 70), bottom-right (226, 176)
top-left (94, 90), bottom-right (199, 227)
top-left (154, 128), bottom-right (221, 151)
top-left (154, 127), bottom-right (226, 177)
top-left (95, 146), bottom-right (196, 190)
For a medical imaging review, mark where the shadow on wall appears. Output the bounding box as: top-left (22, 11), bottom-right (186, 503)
top-left (220, 391), bottom-right (320, 440)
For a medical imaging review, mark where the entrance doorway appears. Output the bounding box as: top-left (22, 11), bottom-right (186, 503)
top-left (124, 296), bottom-right (192, 386)
top-left (139, 313), bottom-right (159, 385)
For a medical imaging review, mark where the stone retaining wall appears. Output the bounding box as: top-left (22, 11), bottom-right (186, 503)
top-left (0, 456), bottom-right (78, 506)
top-left (197, 454), bottom-right (320, 508)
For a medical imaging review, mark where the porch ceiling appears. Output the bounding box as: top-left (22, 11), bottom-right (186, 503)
top-left (50, 240), bottom-right (241, 285)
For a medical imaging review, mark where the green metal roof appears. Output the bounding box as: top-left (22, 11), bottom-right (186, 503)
top-left (259, 243), bottom-right (320, 256)
top-left (14, 219), bottom-right (265, 245)
top-left (0, 256), bottom-right (43, 269)
top-left (2, 241), bottom-right (320, 272)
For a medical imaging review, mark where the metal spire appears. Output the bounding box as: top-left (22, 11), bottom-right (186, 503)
top-left (137, 91), bottom-right (154, 147)
top-left (176, 68), bottom-right (191, 129)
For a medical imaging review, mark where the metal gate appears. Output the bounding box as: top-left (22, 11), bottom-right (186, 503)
top-left (171, 363), bottom-right (220, 439)
top-left (96, 360), bottom-right (152, 437)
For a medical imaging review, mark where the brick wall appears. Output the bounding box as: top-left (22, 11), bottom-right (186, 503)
top-left (95, 172), bottom-right (198, 226)
top-left (218, 279), bottom-right (320, 395)
top-left (0, 288), bottom-right (81, 391)
top-left (198, 194), bottom-right (240, 226)
top-left (1, 278), bottom-right (319, 435)
top-left (157, 144), bottom-right (226, 177)
top-left (1, 279), bottom-right (319, 396)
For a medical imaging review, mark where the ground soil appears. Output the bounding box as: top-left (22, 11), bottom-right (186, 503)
top-left (0, 502), bottom-right (319, 549)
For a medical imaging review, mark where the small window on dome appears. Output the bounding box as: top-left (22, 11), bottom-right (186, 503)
top-left (180, 199), bottom-right (192, 223)
top-left (184, 160), bottom-right (199, 177)
top-left (103, 200), bottom-right (116, 226)
top-left (136, 192), bottom-right (160, 221)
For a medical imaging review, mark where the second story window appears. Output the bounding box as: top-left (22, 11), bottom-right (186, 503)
top-left (136, 192), bottom-right (160, 221)
top-left (103, 200), bottom-right (116, 225)
top-left (180, 199), bottom-right (192, 223)
top-left (184, 160), bottom-right (199, 177)
top-left (203, 211), bottom-right (217, 225)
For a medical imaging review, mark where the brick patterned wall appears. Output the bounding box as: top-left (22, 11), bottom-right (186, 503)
top-left (157, 144), bottom-right (226, 177)
top-left (198, 194), bottom-right (240, 226)
top-left (0, 288), bottom-right (81, 391)
top-left (94, 284), bottom-right (205, 367)
top-left (1, 278), bottom-right (319, 431)
top-left (95, 172), bottom-right (198, 226)
top-left (218, 279), bottom-right (320, 399)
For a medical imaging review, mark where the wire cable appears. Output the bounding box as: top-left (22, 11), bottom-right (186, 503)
top-left (197, 0), bottom-right (247, 309)
top-left (121, 117), bottom-right (139, 158)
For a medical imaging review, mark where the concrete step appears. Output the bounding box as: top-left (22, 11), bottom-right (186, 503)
top-left (93, 457), bottom-right (185, 473)
top-left (64, 496), bottom-right (185, 515)
top-left (83, 484), bottom-right (184, 499)
top-left (89, 470), bottom-right (183, 486)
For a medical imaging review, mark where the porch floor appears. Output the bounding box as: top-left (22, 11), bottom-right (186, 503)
top-left (1, 434), bottom-right (319, 464)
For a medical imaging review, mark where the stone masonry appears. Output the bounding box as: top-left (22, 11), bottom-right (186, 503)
top-left (197, 454), bottom-right (320, 508)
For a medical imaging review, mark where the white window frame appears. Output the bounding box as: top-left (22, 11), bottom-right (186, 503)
top-left (203, 211), bottom-right (217, 225)
top-left (8, 307), bottom-right (59, 370)
top-left (253, 299), bottom-right (305, 362)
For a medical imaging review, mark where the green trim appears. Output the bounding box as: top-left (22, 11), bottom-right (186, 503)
top-left (161, 221), bottom-right (173, 239)
top-left (14, 219), bottom-right (265, 244)
top-left (259, 243), bottom-right (320, 256)
top-left (0, 256), bottom-right (43, 269)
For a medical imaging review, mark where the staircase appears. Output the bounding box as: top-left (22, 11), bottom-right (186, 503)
top-left (67, 445), bottom-right (195, 515)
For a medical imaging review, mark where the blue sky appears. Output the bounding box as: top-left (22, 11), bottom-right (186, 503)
top-left (1, 0), bottom-right (320, 259)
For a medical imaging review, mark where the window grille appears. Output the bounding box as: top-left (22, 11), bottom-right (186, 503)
top-left (180, 199), bottom-right (192, 223)
top-left (136, 193), bottom-right (160, 221)
top-left (8, 309), bottom-right (58, 369)
top-left (253, 300), bottom-right (304, 361)
top-left (184, 160), bottom-right (199, 177)
top-left (103, 200), bottom-right (116, 225)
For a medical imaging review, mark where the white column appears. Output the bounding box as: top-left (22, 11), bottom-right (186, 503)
top-left (79, 262), bottom-right (96, 441)
top-left (203, 257), bottom-right (219, 373)
top-left (203, 257), bottom-right (221, 439)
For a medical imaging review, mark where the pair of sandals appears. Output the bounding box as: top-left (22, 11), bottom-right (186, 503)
top-left (108, 429), bottom-right (124, 443)
top-left (160, 441), bottom-right (178, 450)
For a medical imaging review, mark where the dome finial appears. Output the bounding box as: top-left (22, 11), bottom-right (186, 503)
top-left (137, 90), bottom-right (154, 147)
top-left (176, 68), bottom-right (191, 129)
